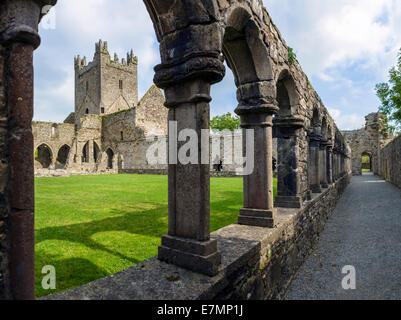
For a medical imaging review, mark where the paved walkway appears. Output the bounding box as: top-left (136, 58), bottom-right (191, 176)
top-left (286, 173), bottom-right (401, 300)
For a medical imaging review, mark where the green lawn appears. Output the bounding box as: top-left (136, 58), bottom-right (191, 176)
top-left (35, 174), bottom-right (277, 298)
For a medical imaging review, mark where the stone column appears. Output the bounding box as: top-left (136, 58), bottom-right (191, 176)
top-left (0, 0), bottom-right (57, 300)
top-left (88, 140), bottom-right (94, 164)
top-left (309, 134), bottom-right (322, 193)
top-left (273, 116), bottom-right (305, 208)
top-left (155, 54), bottom-right (225, 277)
top-left (320, 140), bottom-right (328, 188)
top-left (235, 81), bottom-right (278, 228)
top-left (326, 145), bottom-right (333, 185)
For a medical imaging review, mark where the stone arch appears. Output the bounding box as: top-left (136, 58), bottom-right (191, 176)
top-left (93, 142), bottom-right (100, 163)
top-left (82, 141), bottom-right (90, 163)
top-left (321, 116), bottom-right (328, 140)
top-left (223, 6), bottom-right (273, 87)
top-left (311, 106), bottom-right (322, 134)
top-left (275, 69), bottom-right (299, 118)
top-left (361, 151), bottom-right (373, 172)
top-left (144, 0), bottom-right (278, 274)
top-left (35, 144), bottom-right (53, 169)
top-left (106, 148), bottom-right (115, 169)
top-left (56, 144), bottom-right (71, 169)
top-left (273, 69), bottom-right (305, 208)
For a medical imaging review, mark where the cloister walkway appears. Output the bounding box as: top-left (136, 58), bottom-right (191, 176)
top-left (286, 173), bottom-right (401, 300)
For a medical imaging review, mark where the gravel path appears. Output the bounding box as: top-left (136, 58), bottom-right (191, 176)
top-left (285, 173), bottom-right (401, 300)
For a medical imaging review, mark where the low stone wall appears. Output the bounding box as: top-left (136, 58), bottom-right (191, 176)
top-left (380, 135), bottom-right (401, 189)
top-left (119, 169), bottom-right (241, 178)
top-left (43, 173), bottom-right (350, 300)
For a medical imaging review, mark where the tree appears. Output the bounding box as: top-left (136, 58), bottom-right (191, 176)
top-left (210, 112), bottom-right (241, 131)
top-left (375, 48), bottom-right (401, 131)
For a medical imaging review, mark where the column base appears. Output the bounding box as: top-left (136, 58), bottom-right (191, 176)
top-left (310, 184), bottom-right (322, 193)
top-left (158, 235), bottom-right (221, 277)
top-left (274, 196), bottom-right (303, 209)
top-left (238, 208), bottom-right (277, 228)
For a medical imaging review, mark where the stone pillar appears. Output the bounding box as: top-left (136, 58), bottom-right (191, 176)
top-left (236, 81), bottom-right (278, 228)
top-left (273, 116), bottom-right (305, 208)
top-left (326, 145), bottom-right (333, 185)
top-left (155, 54), bottom-right (225, 276)
top-left (309, 134), bottom-right (322, 193)
top-left (0, 0), bottom-right (57, 300)
top-left (88, 140), bottom-right (94, 164)
top-left (320, 141), bottom-right (328, 188)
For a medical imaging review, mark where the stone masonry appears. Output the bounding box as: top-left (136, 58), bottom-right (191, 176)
top-left (342, 112), bottom-right (395, 176)
top-left (0, 0), bottom-right (353, 299)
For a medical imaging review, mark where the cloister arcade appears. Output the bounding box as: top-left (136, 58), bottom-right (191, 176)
top-left (0, 0), bottom-right (350, 299)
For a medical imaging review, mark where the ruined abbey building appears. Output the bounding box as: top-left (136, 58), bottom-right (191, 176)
top-left (33, 40), bottom-right (168, 175)
top-left (33, 39), bottom-right (275, 176)
top-left (342, 112), bottom-right (396, 176)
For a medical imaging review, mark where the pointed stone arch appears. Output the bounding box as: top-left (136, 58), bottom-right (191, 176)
top-left (56, 144), bottom-right (71, 169)
top-left (106, 148), bottom-right (115, 169)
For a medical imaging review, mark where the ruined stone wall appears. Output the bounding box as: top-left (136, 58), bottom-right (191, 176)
top-left (0, 44), bottom-right (11, 299)
top-left (342, 112), bottom-right (394, 176)
top-left (380, 135), bottom-right (401, 189)
top-left (102, 108), bottom-right (142, 170)
top-left (32, 121), bottom-right (75, 168)
top-left (44, 173), bottom-right (351, 300)
top-left (136, 85), bottom-right (168, 135)
top-left (217, 1), bottom-right (344, 196)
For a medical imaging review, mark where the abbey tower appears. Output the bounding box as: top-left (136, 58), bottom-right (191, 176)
top-left (73, 40), bottom-right (138, 127)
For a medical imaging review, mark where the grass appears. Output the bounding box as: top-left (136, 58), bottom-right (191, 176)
top-left (362, 169), bottom-right (371, 172)
top-left (35, 174), bottom-right (277, 298)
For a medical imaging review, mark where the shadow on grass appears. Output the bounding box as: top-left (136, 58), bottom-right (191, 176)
top-left (35, 189), bottom-right (244, 297)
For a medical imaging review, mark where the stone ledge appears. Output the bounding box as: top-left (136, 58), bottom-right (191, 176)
top-left (42, 174), bottom-right (351, 300)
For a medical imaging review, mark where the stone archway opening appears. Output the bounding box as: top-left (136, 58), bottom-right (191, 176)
top-left (273, 70), bottom-right (305, 208)
top-left (56, 145), bottom-right (70, 169)
top-left (362, 152), bottom-right (372, 173)
top-left (82, 142), bottom-right (90, 163)
top-left (35, 144), bottom-right (53, 169)
top-left (93, 142), bottom-right (100, 163)
top-left (106, 148), bottom-right (114, 169)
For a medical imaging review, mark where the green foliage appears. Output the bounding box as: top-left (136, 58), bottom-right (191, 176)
top-left (210, 112), bottom-right (241, 131)
top-left (362, 155), bottom-right (370, 164)
top-left (288, 47), bottom-right (297, 66)
top-left (375, 48), bottom-right (401, 131)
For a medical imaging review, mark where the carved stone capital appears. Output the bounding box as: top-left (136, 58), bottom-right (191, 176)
top-left (235, 81), bottom-right (278, 116)
top-left (0, 0), bottom-right (56, 48)
top-left (154, 52), bottom-right (225, 89)
top-left (273, 116), bottom-right (305, 138)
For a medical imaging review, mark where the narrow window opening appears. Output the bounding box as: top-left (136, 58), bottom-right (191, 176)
top-left (119, 80), bottom-right (123, 90)
top-left (120, 131), bottom-right (124, 141)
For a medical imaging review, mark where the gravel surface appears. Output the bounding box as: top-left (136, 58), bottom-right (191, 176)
top-left (285, 173), bottom-right (401, 300)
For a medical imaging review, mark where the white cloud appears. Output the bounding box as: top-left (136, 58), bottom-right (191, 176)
top-left (328, 108), bottom-right (365, 130)
top-left (34, 0), bottom-right (401, 128)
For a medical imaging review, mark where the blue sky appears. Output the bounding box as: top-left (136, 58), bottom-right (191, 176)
top-left (35, 0), bottom-right (401, 130)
